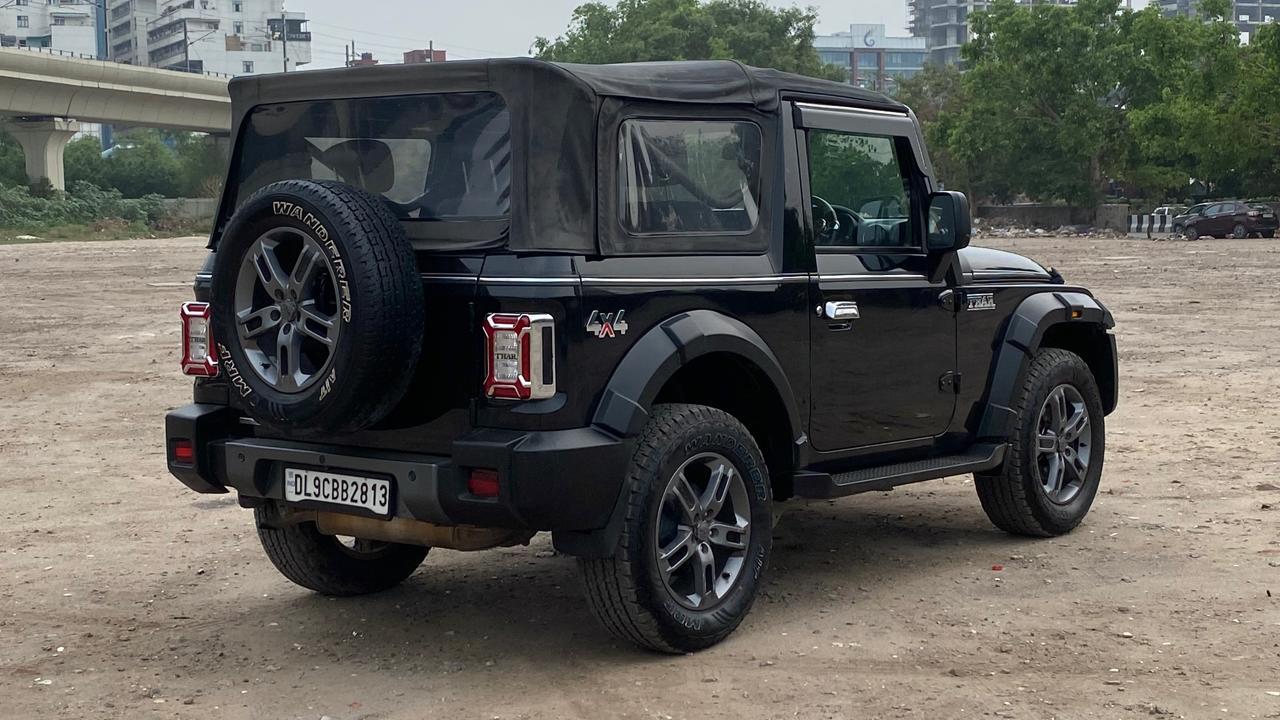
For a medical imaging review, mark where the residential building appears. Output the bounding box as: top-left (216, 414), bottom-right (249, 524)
top-left (814, 24), bottom-right (927, 93)
top-left (1158, 0), bottom-right (1279, 39)
top-left (107, 0), bottom-right (311, 76)
top-left (348, 51), bottom-right (378, 67)
top-left (404, 47), bottom-right (447, 64)
top-left (0, 1), bottom-right (101, 57)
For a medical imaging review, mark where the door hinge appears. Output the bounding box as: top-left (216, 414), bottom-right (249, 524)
top-left (940, 371), bottom-right (962, 394)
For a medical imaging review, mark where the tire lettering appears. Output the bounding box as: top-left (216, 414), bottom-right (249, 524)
top-left (318, 368), bottom-right (338, 401)
top-left (217, 344), bottom-right (253, 398)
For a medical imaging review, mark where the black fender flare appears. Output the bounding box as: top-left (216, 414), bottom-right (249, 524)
top-left (590, 309), bottom-right (804, 442)
top-left (553, 310), bottom-right (802, 558)
top-left (978, 291), bottom-right (1116, 441)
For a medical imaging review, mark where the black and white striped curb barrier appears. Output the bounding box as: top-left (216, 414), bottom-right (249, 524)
top-left (1128, 215), bottom-right (1174, 238)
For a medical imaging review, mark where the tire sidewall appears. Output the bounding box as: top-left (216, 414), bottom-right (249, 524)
top-left (631, 413), bottom-right (772, 649)
top-left (1017, 353), bottom-right (1106, 532)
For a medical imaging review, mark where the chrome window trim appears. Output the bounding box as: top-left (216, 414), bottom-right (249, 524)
top-left (817, 273), bottom-right (929, 282)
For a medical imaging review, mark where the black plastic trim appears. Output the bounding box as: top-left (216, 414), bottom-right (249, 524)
top-left (590, 309), bottom-right (803, 443)
top-left (977, 291), bottom-right (1116, 440)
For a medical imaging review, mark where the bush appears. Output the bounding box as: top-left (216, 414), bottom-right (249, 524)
top-left (0, 182), bottom-right (169, 229)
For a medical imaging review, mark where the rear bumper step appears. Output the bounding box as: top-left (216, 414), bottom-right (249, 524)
top-left (792, 443), bottom-right (1007, 499)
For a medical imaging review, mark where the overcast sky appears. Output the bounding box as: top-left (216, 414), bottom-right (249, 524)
top-left (288, 0), bottom-right (915, 68)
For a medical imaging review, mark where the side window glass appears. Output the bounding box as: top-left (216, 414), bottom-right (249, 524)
top-left (807, 130), bottom-right (915, 249)
top-left (619, 120), bottom-right (762, 236)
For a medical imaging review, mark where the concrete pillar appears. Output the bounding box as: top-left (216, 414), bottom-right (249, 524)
top-left (6, 118), bottom-right (81, 191)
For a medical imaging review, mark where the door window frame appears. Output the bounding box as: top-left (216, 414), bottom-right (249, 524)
top-left (794, 103), bottom-right (934, 257)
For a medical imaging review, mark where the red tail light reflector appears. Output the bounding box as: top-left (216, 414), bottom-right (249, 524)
top-left (180, 302), bottom-right (219, 377)
top-left (172, 439), bottom-right (195, 464)
top-left (467, 469), bottom-right (500, 498)
top-left (482, 313), bottom-right (556, 400)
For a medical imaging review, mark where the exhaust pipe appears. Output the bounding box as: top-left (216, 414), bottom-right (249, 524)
top-left (314, 512), bottom-right (533, 552)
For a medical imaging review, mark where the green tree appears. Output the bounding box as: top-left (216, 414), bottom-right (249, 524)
top-left (533, 0), bottom-right (844, 81)
top-left (102, 131), bottom-right (183, 198)
top-left (950, 0), bottom-right (1135, 206)
top-left (64, 136), bottom-right (108, 189)
top-left (0, 129), bottom-right (28, 187)
top-left (1118, 0), bottom-right (1246, 199)
top-left (1232, 22), bottom-right (1280, 196)
top-left (894, 63), bottom-right (975, 196)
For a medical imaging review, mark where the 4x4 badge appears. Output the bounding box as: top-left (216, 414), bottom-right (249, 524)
top-left (586, 310), bottom-right (629, 338)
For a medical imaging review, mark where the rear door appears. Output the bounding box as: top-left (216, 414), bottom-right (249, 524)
top-left (797, 104), bottom-right (956, 452)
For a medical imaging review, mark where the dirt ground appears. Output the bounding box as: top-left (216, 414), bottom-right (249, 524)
top-left (1, 235), bottom-right (1278, 720)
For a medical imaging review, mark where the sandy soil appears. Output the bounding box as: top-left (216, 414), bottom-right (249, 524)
top-left (1, 235), bottom-right (1278, 720)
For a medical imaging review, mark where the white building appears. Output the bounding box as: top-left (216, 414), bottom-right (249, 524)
top-left (0, 1), bottom-right (101, 57)
top-left (815, 24), bottom-right (928, 94)
top-left (107, 0), bottom-right (311, 76)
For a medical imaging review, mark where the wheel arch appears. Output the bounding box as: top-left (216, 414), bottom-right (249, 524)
top-left (977, 291), bottom-right (1117, 442)
top-left (591, 309), bottom-right (803, 498)
top-left (556, 310), bottom-right (802, 559)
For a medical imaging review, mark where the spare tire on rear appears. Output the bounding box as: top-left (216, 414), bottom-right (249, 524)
top-left (210, 180), bottom-right (423, 433)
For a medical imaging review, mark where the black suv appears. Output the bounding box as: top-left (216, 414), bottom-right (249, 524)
top-left (166, 59), bottom-right (1118, 653)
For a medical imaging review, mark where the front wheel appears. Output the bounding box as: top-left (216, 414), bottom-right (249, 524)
top-left (579, 404), bottom-right (772, 653)
top-left (975, 349), bottom-right (1106, 537)
top-left (255, 507), bottom-right (428, 596)
top-left (1184, 226), bottom-right (1199, 241)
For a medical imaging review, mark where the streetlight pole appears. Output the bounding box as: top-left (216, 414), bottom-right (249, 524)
top-left (280, 4), bottom-right (288, 72)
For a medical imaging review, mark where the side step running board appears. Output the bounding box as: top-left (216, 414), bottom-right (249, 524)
top-left (792, 443), bottom-right (1007, 499)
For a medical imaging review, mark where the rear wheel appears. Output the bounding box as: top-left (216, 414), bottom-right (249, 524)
top-left (255, 507), bottom-right (428, 596)
top-left (579, 404), bottom-right (772, 653)
top-left (975, 349), bottom-right (1106, 537)
top-left (1232, 223), bottom-right (1247, 239)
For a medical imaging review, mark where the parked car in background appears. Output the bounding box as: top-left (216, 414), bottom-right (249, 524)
top-left (1152, 205), bottom-right (1186, 217)
top-left (1173, 201), bottom-right (1277, 240)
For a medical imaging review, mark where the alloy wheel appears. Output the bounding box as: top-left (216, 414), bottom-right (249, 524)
top-left (233, 229), bottom-right (341, 393)
top-left (1034, 384), bottom-right (1092, 504)
top-left (654, 452), bottom-right (752, 610)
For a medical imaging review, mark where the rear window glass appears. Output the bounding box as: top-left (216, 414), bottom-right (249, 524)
top-left (619, 120), bottom-right (762, 235)
top-left (233, 92), bottom-right (511, 221)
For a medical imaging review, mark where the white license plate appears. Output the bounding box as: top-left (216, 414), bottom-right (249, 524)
top-left (284, 468), bottom-right (392, 517)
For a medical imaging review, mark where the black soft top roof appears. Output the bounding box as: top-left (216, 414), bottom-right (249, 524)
top-left (228, 57), bottom-right (903, 112)
top-left (218, 58), bottom-right (906, 254)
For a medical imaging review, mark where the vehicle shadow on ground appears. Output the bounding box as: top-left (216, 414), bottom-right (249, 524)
top-left (223, 492), bottom-right (1028, 667)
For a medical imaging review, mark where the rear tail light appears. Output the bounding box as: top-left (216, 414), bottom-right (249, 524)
top-left (171, 439), bottom-right (195, 465)
top-left (1248, 210), bottom-right (1261, 217)
top-left (467, 469), bottom-right (500, 498)
top-left (482, 313), bottom-right (556, 400)
top-left (180, 302), bottom-right (219, 377)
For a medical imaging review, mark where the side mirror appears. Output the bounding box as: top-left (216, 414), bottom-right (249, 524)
top-left (927, 190), bottom-right (971, 252)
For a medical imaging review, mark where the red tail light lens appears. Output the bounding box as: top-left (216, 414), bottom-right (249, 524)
top-left (482, 313), bottom-right (556, 400)
top-left (171, 439), bottom-right (195, 464)
top-left (467, 469), bottom-right (501, 498)
top-left (180, 302), bottom-right (219, 377)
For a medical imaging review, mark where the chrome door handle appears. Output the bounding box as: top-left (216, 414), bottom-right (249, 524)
top-left (823, 301), bottom-right (860, 320)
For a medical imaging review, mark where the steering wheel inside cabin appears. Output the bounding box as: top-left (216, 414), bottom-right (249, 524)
top-left (811, 195), bottom-right (841, 244)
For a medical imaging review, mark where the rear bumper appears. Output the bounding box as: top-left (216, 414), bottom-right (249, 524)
top-left (165, 403), bottom-right (632, 532)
